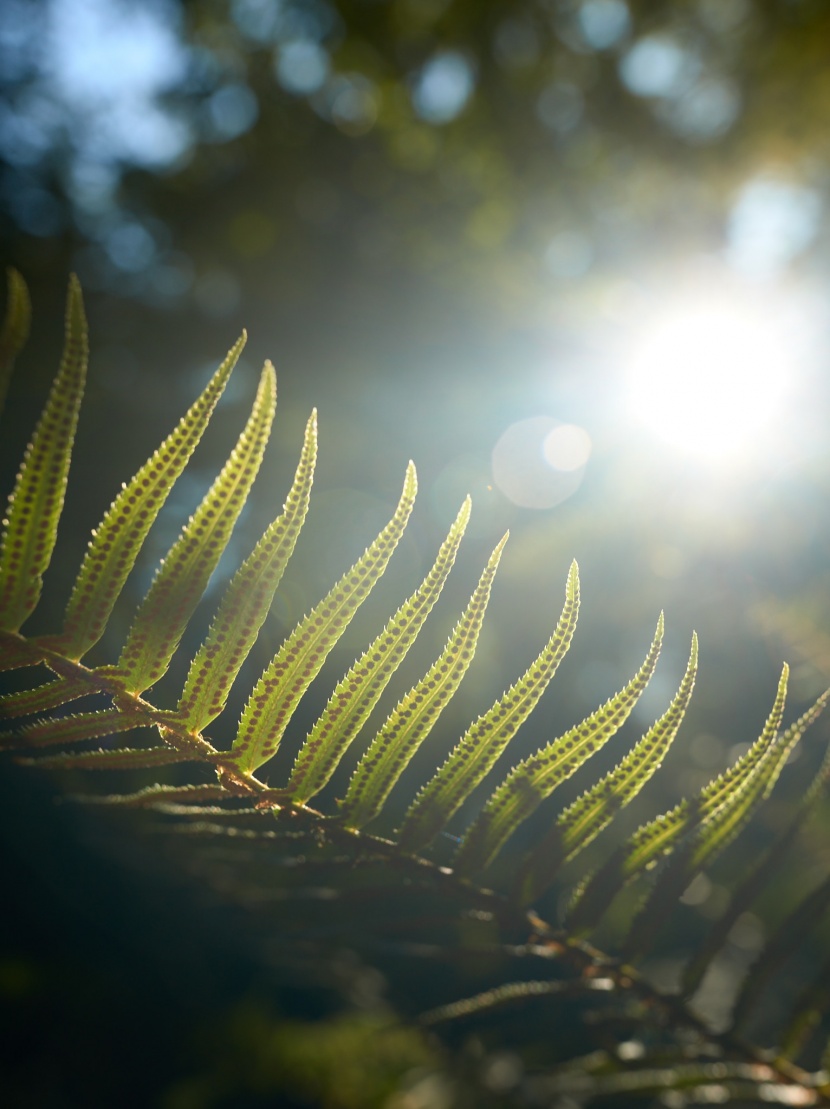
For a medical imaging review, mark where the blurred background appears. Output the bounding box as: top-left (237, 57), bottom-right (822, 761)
top-left (3, 1), bottom-right (830, 1105)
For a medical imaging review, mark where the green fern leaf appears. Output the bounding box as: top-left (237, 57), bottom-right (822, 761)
top-left (684, 669), bottom-right (792, 874)
top-left (398, 559), bottom-right (580, 855)
top-left (0, 676), bottom-right (91, 719)
top-left (0, 636), bottom-right (38, 670)
top-left (0, 267), bottom-right (31, 417)
top-left (230, 461), bottom-right (418, 776)
top-left (18, 746), bottom-right (193, 770)
top-left (0, 276), bottom-right (87, 632)
top-left (10, 707), bottom-right (147, 748)
top-left (115, 362), bottom-right (276, 694)
top-left (513, 631), bottom-right (698, 907)
top-left (176, 407), bottom-right (317, 733)
top-left (620, 667), bottom-right (792, 961)
top-left (285, 496), bottom-right (471, 805)
top-left (78, 783), bottom-right (233, 806)
top-left (454, 613), bottom-right (665, 877)
top-left (681, 690), bottom-right (830, 997)
top-left (52, 334), bottom-right (246, 661)
top-left (339, 531), bottom-right (509, 831)
top-left (568, 667), bottom-right (819, 938)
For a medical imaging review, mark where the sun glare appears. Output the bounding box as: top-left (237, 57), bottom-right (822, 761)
top-left (625, 298), bottom-right (793, 462)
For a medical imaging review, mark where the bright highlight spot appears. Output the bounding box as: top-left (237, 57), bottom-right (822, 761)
top-left (625, 300), bottom-right (792, 461)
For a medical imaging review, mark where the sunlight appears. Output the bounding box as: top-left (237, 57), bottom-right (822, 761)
top-left (625, 297), bottom-right (793, 462)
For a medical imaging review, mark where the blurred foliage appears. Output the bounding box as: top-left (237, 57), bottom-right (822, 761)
top-left (4, 0), bottom-right (830, 309)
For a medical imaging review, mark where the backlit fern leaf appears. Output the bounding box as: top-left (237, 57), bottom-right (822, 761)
top-left (453, 613), bottom-right (665, 876)
top-left (3, 271), bottom-right (830, 1108)
top-left (0, 275), bottom-right (86, 632)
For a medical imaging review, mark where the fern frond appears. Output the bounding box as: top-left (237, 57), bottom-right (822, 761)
top-left (0, 675), bottom-right (90, 718)
top-left (285, 496), bottom-right (471, 805)
top-left (0, 635), bottom-right (39, 670)
top-left (568, 670), bottom-right (824, 939)
top-left (7, 272), bottom-right (830, 1107)
top-left (621, 666), bottom-right (805, 961)
top-left (398, 559), bottom-right (580, 854)
top-left (0, 275), bottom-right (87, 632)
top-left (454, 613), bottom-right (665, 877)
top-left (420, 979), bottom-right (571, 1025)
top-left (687, 665), bottom-right (792, 869)
top-left (52, 333), bottom-right (246, 661)
top-left (230, 461), bottom-right (418, 775)
top-left (681, 691), bottom-right (830, 998)
top-left (77, 783), bottom-right (235, 806)
top-left (115, 362), bottom-right (276, 694)
top-left (513, 631), bottom-right (698, 907)
top-left (339, 531), bottom-right (509, 831)
top-left (7, 707), bottom-right (145, 748)
top-left (176, 408), bottom-right (317, 733)
top-left (0, 267), bottom-right (31, 416)
top-left (18, 746), bottom-right (193, 770)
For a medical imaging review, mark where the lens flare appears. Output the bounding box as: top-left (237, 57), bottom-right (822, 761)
top-left (492, 416), bottom-right (591, 508)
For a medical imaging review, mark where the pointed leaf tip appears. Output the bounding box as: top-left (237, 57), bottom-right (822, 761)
top-left (285, 489), bottom-right (472, 804)
top-left (58, 335), bottom-right (244, 659)
top-left (341, 529), bottom-right (507, 830)
top-left (231, 460), bottom-right (418, 773)
top-left (117, 357), bottom-right (277, 692)
top-left (0, 271), bottom-right (88, 631)
top-left (456, 613), bottom-right (663, 875)
top-left (515, 625), bottom-right (696, 906)
top-left (177, 404), bottom-right (317, 732)
top-left (0, 267), bottom-right (32, 417)
top-left (400, 556), bottom-right (580, 853)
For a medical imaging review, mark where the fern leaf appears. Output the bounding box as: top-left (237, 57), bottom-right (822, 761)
top-left (54, 334), bottom-right (246, 661)
top-left (230, 461), bottom-right (418, 775)
top-left (420, 980), bottom-right (570, 1026)
top-left (9, 707), bottom-right (148, 748)
top-left (514, 632), bottom-right (698, 908)
top-left (0, 275), bottom-right (87, 632)
top-left (0, 676), bottom-right (91, 719)
top-left (731, 871), bottom-right (830, 1035)
top-left (339, 532), bottom-right (509, 831)
top-left (689, 666), bottom-right (792, 872)
top-left (681, 691), bottom-right (830, 997)
top-left (285, 496), bottom-right (471, 805)
top-left (621, 666), bottom-right (797, 961)
top-left (454, 614), bottom-right (665, 877)
top-left (78, 784), bottom-right (233, 806)
top-left (568, 668), bottom-right (818, 938)
top-left (18, 746), bottom-right (193, 770)
top-left (0, 634), bottom-right (46, 671)
top-left (398, 560), bottom-right (580, 854)
top-left (176, 408), bottom-right (317, 733)
top-left (115, 362), bottom-right (276, 694)
top-left (0, 267), bottom-right (31, 416)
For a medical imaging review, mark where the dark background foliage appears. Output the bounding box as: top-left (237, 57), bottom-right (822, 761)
top-left (3, 1), bottom-right (830, 1104)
